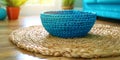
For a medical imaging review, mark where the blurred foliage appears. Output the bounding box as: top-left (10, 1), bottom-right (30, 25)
top-left (0, 0), bottom-right (27, 7)
top-left (62, 0), bottom-right (75, 6)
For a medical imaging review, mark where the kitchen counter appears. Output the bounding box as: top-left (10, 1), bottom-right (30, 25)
top-left (0, 16), bottom-right (120, 60)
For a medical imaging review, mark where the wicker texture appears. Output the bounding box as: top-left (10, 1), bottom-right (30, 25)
top-left (41, 10), bottom-right (96, 38)
top-left (10, 24), bottom-right (120, 58)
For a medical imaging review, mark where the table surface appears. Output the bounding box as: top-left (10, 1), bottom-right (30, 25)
top-left (0, 16), bottom-right (120, 60)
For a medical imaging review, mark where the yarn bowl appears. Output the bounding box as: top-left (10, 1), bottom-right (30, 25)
top-left (0, 8), bottom-right (7, 20)
top-left (40, 10), bottom-right (96, 38)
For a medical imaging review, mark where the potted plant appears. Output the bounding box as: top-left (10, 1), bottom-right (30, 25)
top-left (62, 0), bottom-right (75, 10)
top-left (5, 0), bottom-right (27, 20)
top-left (0, 0), bottom-right (7, 20)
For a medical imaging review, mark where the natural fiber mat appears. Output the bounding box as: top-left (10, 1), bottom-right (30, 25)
top-left (9, 24), bottom-right (120, 58)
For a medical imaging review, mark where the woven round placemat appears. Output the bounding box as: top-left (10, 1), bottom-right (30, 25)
top-left (9, 24), bottom-right (120, 58)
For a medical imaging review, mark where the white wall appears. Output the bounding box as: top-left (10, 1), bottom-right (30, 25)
top-left (20, 0), bottom-right (62, 16)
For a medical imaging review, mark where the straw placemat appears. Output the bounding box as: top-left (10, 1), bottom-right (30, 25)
top-left (9, 24), bottom-right (120, 58)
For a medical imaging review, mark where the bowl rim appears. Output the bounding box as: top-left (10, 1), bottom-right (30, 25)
top-left (40, 10), bottom-right (96, 16)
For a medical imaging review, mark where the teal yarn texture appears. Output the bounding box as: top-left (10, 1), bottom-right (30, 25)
top-left (41, 10), bottom-right (96, 38)
top-left (0, 8), bottom-right (7, 20)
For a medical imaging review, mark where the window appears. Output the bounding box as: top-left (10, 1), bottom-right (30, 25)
top-left (26, 0), bottom-right (55, 6)
top-left (21, 0), bottom-right (62, 16)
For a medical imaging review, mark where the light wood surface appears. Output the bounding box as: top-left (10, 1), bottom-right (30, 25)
top-left (0, 16), bottom-right (120, 60)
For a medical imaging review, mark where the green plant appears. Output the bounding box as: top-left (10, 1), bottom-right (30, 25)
top-left (5, 0), bottom-right (27, 7)
top-left (0, 0), bottom-right (7, 7)
top-left (62, 0), bottom-right (75, 7)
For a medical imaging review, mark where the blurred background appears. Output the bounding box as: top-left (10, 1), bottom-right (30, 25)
top-left (20, 0), bottom-right (82, 16)
top-left (0, 0), bottom-right (83, 20)
top-left (0, 0), bottom-right (120, 20)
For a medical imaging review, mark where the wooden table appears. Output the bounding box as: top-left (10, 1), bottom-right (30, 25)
top-left (0, 16), bottom-right (120, 60)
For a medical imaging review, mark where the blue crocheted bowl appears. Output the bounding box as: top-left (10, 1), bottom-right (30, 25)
top-left (40, 10), bottom-right (96, 38)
